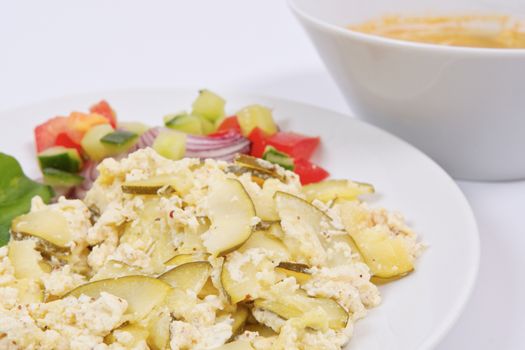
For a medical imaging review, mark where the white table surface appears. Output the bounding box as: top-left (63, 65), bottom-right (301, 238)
top-left (1, 1), bottom-right (524, 348)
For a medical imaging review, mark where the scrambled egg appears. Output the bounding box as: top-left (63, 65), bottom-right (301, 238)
top-left (0, 148), bottom-right (423, 350)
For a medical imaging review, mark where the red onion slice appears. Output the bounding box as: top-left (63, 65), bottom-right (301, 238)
top-left (127, 127), bottom-right (162, 153)
top-left (130, 128), bottom-right (251, 161)
top-left (186, 138), bottom-right (250, 159)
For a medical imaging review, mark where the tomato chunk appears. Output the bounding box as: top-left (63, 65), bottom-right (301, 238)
top-left (90, 100), bottom-right (117, 128)
top-left (216, 116), bottom-right (241, 134)
top-left (266, 132), bottom-right (320, 160)
top-left (34, 116), bottom-right (68, 152)
top-left (66, 112), bottom-right (109, 144)
top-left (34, 100), bottom-right (115, 154)
top-left (247, 127), bottom-right (269, 158)
top-left (294, 158), bottom-right (329, 185)
top-left (54, 132), bottom-right (83, 154)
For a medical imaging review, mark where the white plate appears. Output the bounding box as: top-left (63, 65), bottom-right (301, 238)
top-left (0, 88), bottom-right (479, 350)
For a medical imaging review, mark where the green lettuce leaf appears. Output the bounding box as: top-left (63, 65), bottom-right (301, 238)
top-left (0, 153), bottom-right (54, 246)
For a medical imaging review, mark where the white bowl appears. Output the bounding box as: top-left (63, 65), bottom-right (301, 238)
top-left (289, 0), bottom-right (525, 181)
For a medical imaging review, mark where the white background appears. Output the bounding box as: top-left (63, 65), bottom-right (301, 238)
top-left (1, 1), bottom-right (524, 348)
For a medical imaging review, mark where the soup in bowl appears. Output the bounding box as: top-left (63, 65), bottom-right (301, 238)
top-left (289, 0), bottom-right (525, 181)
top-left (350, 15), bottom-right (525, 48)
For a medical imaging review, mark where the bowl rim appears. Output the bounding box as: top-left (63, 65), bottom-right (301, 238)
top-left (288, 0), bottom-right (525, 56)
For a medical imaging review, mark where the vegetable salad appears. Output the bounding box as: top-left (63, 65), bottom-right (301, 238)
top-left (33, 90), bottom-right (329, 200)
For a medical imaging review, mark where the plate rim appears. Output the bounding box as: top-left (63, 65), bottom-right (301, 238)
top-left (0, 87), bottom-right (480, 350)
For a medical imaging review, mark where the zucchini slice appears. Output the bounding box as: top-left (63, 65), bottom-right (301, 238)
top-left (302, 179), bottom-right (374, 203)
top-left (66, 275), bottom-right (171, 321)
top-left (254, 291), bottom-right (348, 330)
top-left (158, 261), bottom-right (212, 294)
top-left (11, 209), bottom-right (72, 248)
top-left (203, 178), bottom-right (255, 256)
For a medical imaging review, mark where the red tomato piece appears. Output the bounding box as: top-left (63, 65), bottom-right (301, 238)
top-left (294, 158), bottom-right (329, 185)
top-left (247, 127), bottom-right (269, 158)
top-left (216, 116), bottom-right (241, 134)
top-left (266, 132), bottom-right (320, 160)
top-left (90, 100), bottom-right (117, 128)
top-left (207, 130), bottom-right (231, 138)
top-left (34, 116), bottom-right (68, 152)
top-left (54, 132), bottom-right (83, 154)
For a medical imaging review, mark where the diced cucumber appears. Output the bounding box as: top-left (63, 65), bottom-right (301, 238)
top-left (152, 129), bottom-right (187, 160)
top-left (191, 89), bottom-right (226, 122)
top-left (236, 104), bottom-right (277, 136)
top-left (38, 146), bottom-right (83, 173)
top-left (80, 124), bottom-right (115, 161)
top-left (100, 130), bottom-right (138, 154)
top-left (163, 112), bottom-right (184, 126)
top-left (199, 116), bottom-right (216, 135)
top-left (214, 116), bottom-right (226, 129)
top-left (101, 130), bottom-right (138, 145)
top-left (42, 168), bottom-right (85, 187)
top-left (262, 146), bottom-right (294, 171)
top-left (164, 113), bottom-right (204, 135)
top-left (118, 122), bottom-right (149, 136)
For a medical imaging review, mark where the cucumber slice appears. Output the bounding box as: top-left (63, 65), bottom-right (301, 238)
top-left (204, 178), bottom-right (255, 256)
top-left (121, 174), bottom-right (183, 195)
top-left (101, 130), bottom-right (138, 145)
top-left (37, 146), bottom-right (82, 173)
top-left (66, 276), bottom-right (172, 321)
top-left (100, 130), bottom-right (138, 154)
top-left (302, 179), bottom-right (374, 203)
top-left (158, 261), bottom-right (212, 294)
top-left (191, 89), bottom-right (226, 122)
top-left (275, 262), bottom-right (312, 284)
top-left (11, 209), bottom-right (72, 248)
top-left (262, 146), bottom-right (294, 171)
top-left (118, 122), bottom-right (149, 136)
top-left (152, 129), bottom-right (187, 160)
top-left (254, 291), bottom-right (348, 330)
top-left (164, 113), bottom-right (204, 135)
top-left (238, 230), bottom-right (290, 258)
top-left (43, 168), bottom-right (85, 187)
top-left (236, 104), bottom-right (277, 136)
top-left (233, 154), bottom-right (286, 182)
top-left (81, 124), bottom-right (115, 161)
top-left (350, 226), bottom-right (414, 279)
top-left (162, 112), bottom-right (183, 125)
top-left (8, 240), bottom-right (51, 280)
top-left (164, 253), bottom-right (210, 267)
top-left (199, 116), bottom-right (216, 135)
